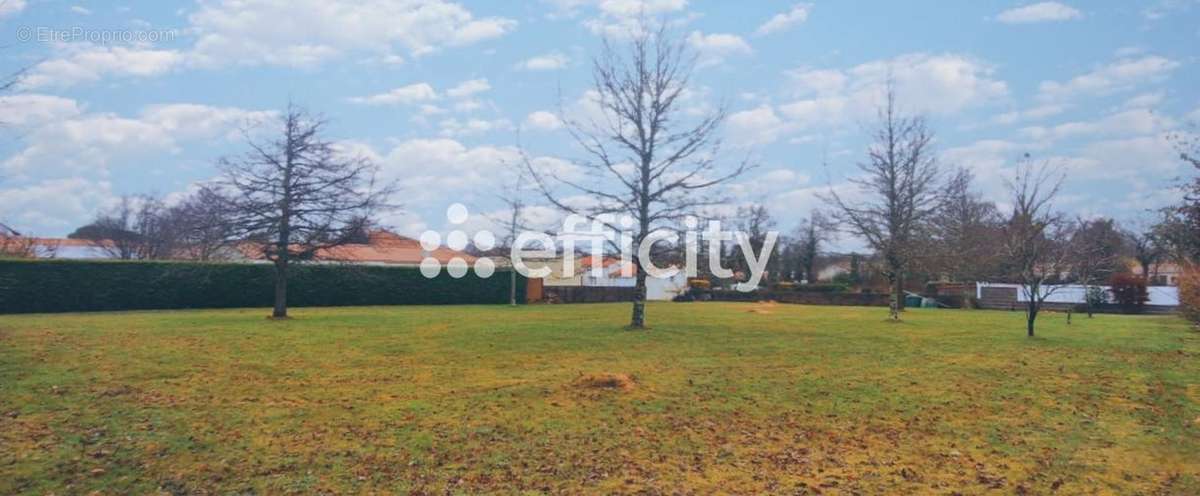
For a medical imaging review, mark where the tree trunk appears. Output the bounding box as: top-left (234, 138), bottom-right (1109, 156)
top-left (272, 257), bottom-right (288, 318)
top-left (887, 273), bottom-right (901, 321)
top-left (509, 267), bottom-right (517, 306)
top-left (896, 273), bottom-right (906, 312)
top-left (1026, 302), bottom-right (1037, 337)
top-left (630, 263), bottom-right (647, 329)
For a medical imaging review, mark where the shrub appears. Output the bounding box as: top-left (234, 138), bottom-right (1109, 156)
top-left (1108, 273), bottom-right (1149, 314)
top-left (1178, 263), bottom-right (1200, 325)
top-left (0, 259), bottom-right (524, 314)
top-left (791, 283), bottom-right (848, 293)
top-left (773, 281), bottom-right (796, 290)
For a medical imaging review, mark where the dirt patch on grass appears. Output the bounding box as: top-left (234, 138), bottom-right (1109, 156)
top-left (746, 301), bottom-right (779, 314)
top-left (573, 373), bottom-right (636, 391)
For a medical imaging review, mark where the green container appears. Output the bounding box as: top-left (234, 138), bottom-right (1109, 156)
top-left (904, 295), bottom-right (923, 308)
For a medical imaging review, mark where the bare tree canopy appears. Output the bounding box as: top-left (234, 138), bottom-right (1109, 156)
top-left (924, 168), bottom-right (1002, 283)
top-left (825, 85), bottom-right (942, 320)
top-left (525, 22), bottom-right (749, 329)
top-left (1000, 158), bottom-right (1073, 337)
top-left (70, 195), bottom-right (177, 260)
top-left (789, 210), bottom-right (835, 284)
top-left (212, 104), bottom-right (395, 318)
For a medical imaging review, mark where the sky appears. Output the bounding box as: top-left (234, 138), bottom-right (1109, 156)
top-left (0, 0), bottom-right (1198, 248)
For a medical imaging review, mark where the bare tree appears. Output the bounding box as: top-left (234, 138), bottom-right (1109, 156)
top-left (791, 210), bottom-right (834, 284)
top-left (525, 23), bottom-right (749, 329)
top-left (1000, 159), bottom-right (1073, 337)
top-left (168, 188), bottom-right (239, 261)
top-left (213, 104), bottom-right (395, 319)
top-left (1068, 217), bottom-right (1126, 317)
top-left (732, 205), bottom-right (776, 284)
top-left (824, 86), bottom-right (942, 321)
top-left (491, 163), bottom-right (535, 306)
top-left (928, 168), bottom-right (1002, 282)
top-left (1125, 222), bottom-right (1164, 280)
top-left (71, 195), bottom-right (177, 260)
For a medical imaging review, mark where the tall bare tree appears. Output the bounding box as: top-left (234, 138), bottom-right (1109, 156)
top-left (733, 204), bottom-right (776, 284)
top-left (791, 210), bottom-right (834, 283)
top-left (526, 23), bottom-right (749, 329)
top-left (213, 104), bottom-right (394, 319)
top-left (1069, 217), bottom-right (1127, 317)
top-left (1125, 222), bottom-right (1164, 280)
top-left (491, 163), bottom-right (535, 306)
top-left (169, 188), bottom-right (240, 261)
top-left (927, 168), bottom-right (1001, 282)
top-left (1000, 159), bottom-right (1073, 337)
top-left (825, 86), bottom-right (942, 320)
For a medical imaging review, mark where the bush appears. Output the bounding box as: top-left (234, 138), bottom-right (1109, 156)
top-left (1108, 273), bottom-right (1149, 314)
top-left (773, 281), bottom-right (796, 290)
top-left (0, 259), bottom-right (524, 314)
top-left (1178, 263), bottom-right (1200, 325)
top-left (791, 283), bottom-right (848, 293)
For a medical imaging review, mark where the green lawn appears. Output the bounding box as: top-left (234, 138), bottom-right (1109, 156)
top-left (1, 302), bottom-right (1197, 494)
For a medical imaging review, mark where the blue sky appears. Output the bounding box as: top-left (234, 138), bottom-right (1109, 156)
top-left (1, 0), bottom-right (1197, 245)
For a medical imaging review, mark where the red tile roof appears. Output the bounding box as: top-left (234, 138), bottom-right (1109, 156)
top-left (317, 231), bottom-right (476, 265)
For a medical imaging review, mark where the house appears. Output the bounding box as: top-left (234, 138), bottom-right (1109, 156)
top-left (578, 256), bottom-right (689, 300)
top-left (1128, 260), bottom-right (1184, 286)
top-left (815, 259), bottom-right (851, 282)
top-left (16, 230), bottom-right (477, 267)
top-left (239, 231), bottom-right (476, 266)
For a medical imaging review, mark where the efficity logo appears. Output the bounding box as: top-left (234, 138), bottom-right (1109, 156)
top-left (417, 203), bottom-right (496, 279)
top-left (416, 203), bottom-right (779, 292)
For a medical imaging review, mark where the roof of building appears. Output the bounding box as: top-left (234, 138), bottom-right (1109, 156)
top-left (315, 231), bottom-right (476, 265)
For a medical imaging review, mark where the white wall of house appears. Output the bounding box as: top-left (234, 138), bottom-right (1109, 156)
top-left (581, 271), bottom-right (689, 300)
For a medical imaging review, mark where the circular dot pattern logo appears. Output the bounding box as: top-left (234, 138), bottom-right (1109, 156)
top-left (417, 203), bottom-right (498, 279)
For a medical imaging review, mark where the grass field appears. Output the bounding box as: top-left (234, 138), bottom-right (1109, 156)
top-left (1, 302), bottom-right (1198, 494)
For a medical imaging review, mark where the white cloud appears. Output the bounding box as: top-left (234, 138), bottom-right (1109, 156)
top-left (70, 5), bottom-right (91, 15)
top-left (438, 117), bottom-right (512, 137)
top-left (446, 78), bottom-right (491, 98)
top-left (187, 0), bottom-right (516, 68)
top-left (375, 138), bottom-right (520, 202)
top-left (0, 178), bottom-right (115, 235)
top-left (558, 0), bottom-right (689, 37)
top-left (348, 83), bottom-right (439, 105)
top-left (755, 3), bottom-right (811, 36)
top-left (775, 53), bottom-right (1007, 134)
top-left (517, 52), bottom-right (570, 71)
top-left (1121, 92), bottom-right (1165, 109)
top-left (687, 31), bottom-right (752, 66)
top-left (0, 0), bottom-right (25, 18)
top-left (727, 105), bottom-right (785, 145)
top-left (2, 104), bottom-right (270, 176)
top-left (0, 94), bottom-right (84, 126)
top-left (996, 2), bottom-right (1082, 23)
top-left (991, 103), bottom-right (1067, 125)
top-left (139, 104), bottom-right (276, 140)
top-left (1037, 55), bottom-right (1180, 102)
top-left (1075, 135), bottom-right (1179, 178)
top-left (1020, 108), bottom-right (1173, 141)
top-left (21, 44), bottom-right (183, 89)
top-left (524, 111), bottom-right (563, 130)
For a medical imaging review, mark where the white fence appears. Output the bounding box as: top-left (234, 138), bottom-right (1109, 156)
top-left (977, 283), bottom-right (1179, 306)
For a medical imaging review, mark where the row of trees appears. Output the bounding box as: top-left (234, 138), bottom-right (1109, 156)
top-left (55, 106), bottom-right (394, 319)
top-left (4, 22), bottom-right (1195, 332)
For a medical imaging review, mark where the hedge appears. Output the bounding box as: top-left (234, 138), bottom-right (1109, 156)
top-left (0, 259), bottom-right (526, 314)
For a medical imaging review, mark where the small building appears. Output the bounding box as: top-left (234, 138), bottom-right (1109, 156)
top-left (1128, 260), bottom-right (1183, 286)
